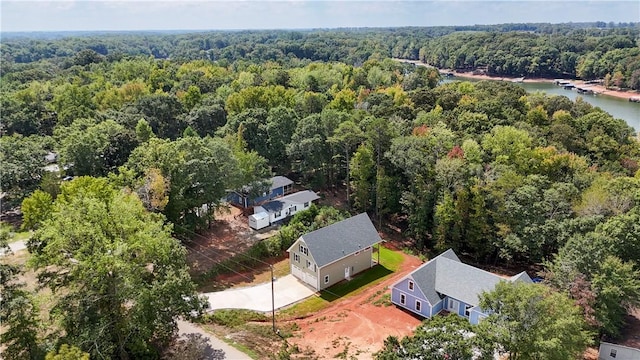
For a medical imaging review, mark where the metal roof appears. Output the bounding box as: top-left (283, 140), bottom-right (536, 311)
top-left (300, 213), bottom-right (382, 268)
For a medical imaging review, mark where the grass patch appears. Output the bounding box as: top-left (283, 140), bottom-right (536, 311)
top-left (319, 263), bottom-right (393, 301)
top-left (373, 293), bottom-right (392, 307)
top-left (11, 230), bottom-right (32, 242)
top-left (203, 309), bottom-right (267, 328)
top-left (280, 246), bottom-right (403, 318)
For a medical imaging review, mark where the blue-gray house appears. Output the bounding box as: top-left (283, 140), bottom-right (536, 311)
top-left (391, 249), bottom-right (532, 324)
top-left (228, 176), bottom-right (294, 209)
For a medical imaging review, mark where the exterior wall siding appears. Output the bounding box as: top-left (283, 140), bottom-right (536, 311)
top-left (318, 247), bottom-right (374, 290)
top-left (469, 307), bottom-right (487, 325)
top-left (443, 296), bottom-right (474, 318)
top-left (431, 299), bottom-right (444, 316)
top-left (228, 186), bottom-right (285, 208)
top-left (598, 343), bottom-right (640, 360)
top-left (391, 287), bottom-right (432, 318)
top-left (289, 239), bottom-right (319, 290)
top-left (227, 192), bottom-right (246, 208)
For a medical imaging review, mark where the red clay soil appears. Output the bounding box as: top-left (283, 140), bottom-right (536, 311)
top-left (286, 251), bottom-right (425, 359)
top-left (619, 307), bottom-right (640, 349)
top-left (185, 206), bottom-right (256, 274)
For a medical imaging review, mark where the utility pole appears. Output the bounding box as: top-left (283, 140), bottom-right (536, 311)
top-left (270, 264), bottom-right (276, 333)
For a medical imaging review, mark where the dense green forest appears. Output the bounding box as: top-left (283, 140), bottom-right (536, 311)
top-left (2, 22), bottom-right (640, 86)
top-left (1, 23), bottom-right (640, 359)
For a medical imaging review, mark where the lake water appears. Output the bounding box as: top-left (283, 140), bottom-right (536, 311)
top-left (446, 76), bottom-right (640, 131)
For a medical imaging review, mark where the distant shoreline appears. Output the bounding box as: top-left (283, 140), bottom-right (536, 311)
top-left (395, 59), bottom-right (640, 101)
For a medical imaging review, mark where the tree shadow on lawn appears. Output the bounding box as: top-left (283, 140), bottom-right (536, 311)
top-left (319, 264), bottom-right (393, 302)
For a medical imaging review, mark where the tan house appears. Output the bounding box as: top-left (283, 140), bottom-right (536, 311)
top-left (286, 213), bottom-right (382, 291)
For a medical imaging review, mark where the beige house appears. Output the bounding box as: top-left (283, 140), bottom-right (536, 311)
top-left (286, 213), bottom-right (382, 291)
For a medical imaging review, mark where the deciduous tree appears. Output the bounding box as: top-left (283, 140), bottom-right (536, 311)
top-left (26, 177), bottom-right (202, 359)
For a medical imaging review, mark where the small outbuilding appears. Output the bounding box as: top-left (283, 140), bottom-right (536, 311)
top-left (248, 211), bottom-right (270, 230)
top-left (286, 213), bottom-right (382, 291)
top-left (599, 342), bottom-right (640, 360)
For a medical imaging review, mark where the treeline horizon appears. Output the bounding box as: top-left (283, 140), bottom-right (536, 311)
top-left (2, 21), bottom-right (639, 88)
top-left (2, 21), bottom-right (638, 37)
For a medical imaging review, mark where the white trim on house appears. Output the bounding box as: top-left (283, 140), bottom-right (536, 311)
top-left (447, 298), bottom-right (459, 313)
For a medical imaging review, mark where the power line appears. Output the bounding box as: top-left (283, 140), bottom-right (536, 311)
top-left (174, 223), bottom-right (279, 332)
top-left (175, 223), bottom-right (273, 268)
top-left (173, 230), bottom-right (256, 282)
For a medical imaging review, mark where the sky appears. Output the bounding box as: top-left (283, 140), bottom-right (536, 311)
top-left (1, 0), bottom-right (639, 32)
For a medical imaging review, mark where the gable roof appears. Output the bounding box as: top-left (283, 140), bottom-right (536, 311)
top-left (270, 176), bottom-right (293, 191)
top-left (260, 190), bottom-right (319, 213)
top-left (297, 213), bottom-right (382, 268)
top-left (406, 249), bottom-right (532, 306)
top-left (239, 176), bottom-right (293, 195)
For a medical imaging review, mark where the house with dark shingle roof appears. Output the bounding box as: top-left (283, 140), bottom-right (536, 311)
top-left (286, 213), bottom-right (383, 290)
top-left (391, 249), bottom-right (531, 324)
top-left (249, 190), bottom-right (320, 229)
top-left (228, 175), bottom-right (294, 209)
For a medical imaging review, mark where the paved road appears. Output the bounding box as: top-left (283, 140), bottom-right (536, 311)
top-left (177, 320), bottom-right (251, 360)
top-left (204, 274), bottom-right (316, 312)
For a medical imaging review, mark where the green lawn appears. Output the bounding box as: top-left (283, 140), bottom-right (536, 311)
top-left (279, 246), bottom-right (404, 318)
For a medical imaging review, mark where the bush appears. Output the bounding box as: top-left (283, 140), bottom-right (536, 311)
top-left (203, 309), bottom-right (267, 327)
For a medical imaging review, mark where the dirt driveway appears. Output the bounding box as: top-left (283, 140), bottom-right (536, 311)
top-left (286, 251), bottom-right (425, 359)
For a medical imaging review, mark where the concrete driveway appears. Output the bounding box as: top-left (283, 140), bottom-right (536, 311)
top-left (0, 240), bottom-right (27, 256)
top-left (204, 274), bottom-right (316, 312)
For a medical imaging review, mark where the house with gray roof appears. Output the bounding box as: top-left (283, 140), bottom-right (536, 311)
top-left (286, 213), bottom-right (383, 290)
top-left (249, 190), bottom-right (319, 230)
top-left (228, 175), bottom-right (294, 209)
top-left (390, 249), bottom-right (531, 324)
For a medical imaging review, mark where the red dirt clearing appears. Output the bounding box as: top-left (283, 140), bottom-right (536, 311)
top-left (287, 251), bottom-right (424, 359)
top-left (185, 206), bottom-right (256, 274)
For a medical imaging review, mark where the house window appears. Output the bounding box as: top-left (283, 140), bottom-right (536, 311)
top-left (306, 260), bottom-right (314, 270)
top-left (415, 300), bottom-right (421, 312)
top-left (610, 349), bottom-right (617, 358)
top-left (304, 202), bottom-right (309, 207)
top-left (408, 281), bottom-right (414, 291)
top-left (400, 294), bottom-right (406, 305)
top-left (465, 305), bottom-right (472, 317)
top-left (324, 275), bottom-right (329, 284)
top-left (275, 211), bottom-right (281, 217)
top-left (299, 245), bottom-right (308, 256)
top-left (262, 192), bottom-right (267, 197)
top-left (294, 254), bottom-right (300, 262)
